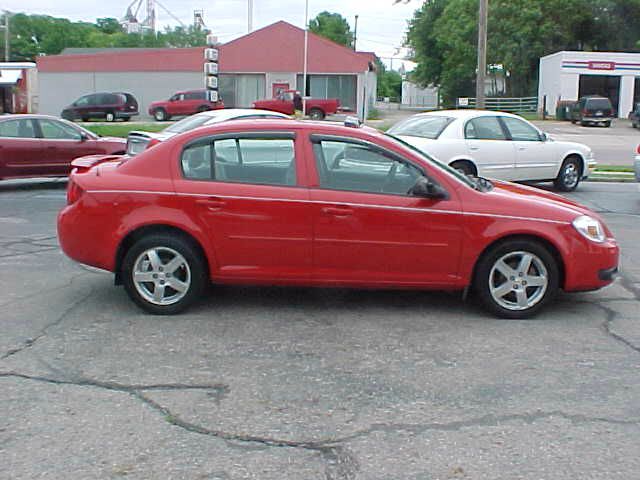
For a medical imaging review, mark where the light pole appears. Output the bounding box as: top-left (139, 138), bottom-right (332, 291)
top-left (475, 0), bottom-right (488, 109)
top-left (302, 0), bottom-right (309, 116)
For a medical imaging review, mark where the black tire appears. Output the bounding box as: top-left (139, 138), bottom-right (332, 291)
top-left (153, 108), bottom-right (168, 121)
top-left (120, 117), bottom-right (130, 122)
top-left (604, 121), bottom-right (611, 127)
top-left (122, 234), bottom-right (207, 315)
top-left (473, 239), bottom-right (559, 319)
top-left (105, 112), bottom-right (116, 122)
top-left (570, 119), bottom-right (576, 124)
top-left (554, 156), bottom-right (582, 191)
top-left (81, 117), bottom-right (90, 122)
top-left (580, 120), bottom-right (588, 126)
top-left (450, 160), bottom-right (476, 176)
top-left (309, 108), bottom-right (325, 120)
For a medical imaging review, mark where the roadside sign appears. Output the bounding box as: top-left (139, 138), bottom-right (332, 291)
top-left (206, 90), bottom-right (219, 102)
top-left (458, 97), bottom-right (469, 107)
top-left (205, 48), bottom-right (219, 61)
top-left (204, 63), bottom-right (218, 75)
top-left (206, 34), bottom-right (218, 46)
top-left (206, 76), bottom-right (218, 89)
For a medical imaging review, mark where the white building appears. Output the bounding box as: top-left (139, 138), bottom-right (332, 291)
top-left (401, 81), bottom-right (439, 108)
top-left (538, 51), bottom-right (640, 118)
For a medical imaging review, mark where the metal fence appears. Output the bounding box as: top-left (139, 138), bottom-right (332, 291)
top-left (460, 96), bottom-right (538, 112)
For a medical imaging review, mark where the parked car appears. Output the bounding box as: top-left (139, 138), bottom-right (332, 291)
top-left (628, 102), bottom-right (640, 128)
top-left (253, 90), bottom-right (340, 120)
top-left (61, 92), bottom-right (139, 122)
top-left (387, 110), bottom-right (596, 191)
top-left (126, 109), bottom-right (291, 156)
top-left (148, 90), bottom-right (225, 121)
top-left (0, 114), bottom-right (126, 180)
top-left (570, 95), bottom-right (614, 127)
top-left (58, 118), bottom-right (619, 319)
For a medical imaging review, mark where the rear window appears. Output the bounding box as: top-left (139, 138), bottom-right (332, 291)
top-left (387, 115), bottom-right (453, 139)
top-left (164, 114), bottom-right (212, 134)
top-left (586, 98), bottom-right (612, 110)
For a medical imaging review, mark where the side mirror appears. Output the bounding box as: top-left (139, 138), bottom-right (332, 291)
top-left (539, 132), bottom-right (548, 142)
top-left (409, 176), bottom-right (448, 199)
top-left (79, 132), bottom-right (89, 142)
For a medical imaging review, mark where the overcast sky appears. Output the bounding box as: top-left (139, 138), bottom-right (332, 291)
top-left (2, 0), bottom-right (419, 69)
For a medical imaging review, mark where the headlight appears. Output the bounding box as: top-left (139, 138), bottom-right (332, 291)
top-left (572, 215), bottom-right (605, 243)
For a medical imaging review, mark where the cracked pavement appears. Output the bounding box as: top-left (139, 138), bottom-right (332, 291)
top-left (0, 179), bottom-right (639, 479)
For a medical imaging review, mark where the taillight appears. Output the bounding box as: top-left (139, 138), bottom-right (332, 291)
top-left (146, 138), bottom-right (161, 149)
top-left (636, 144), bottom-right (640, 154)
top-left (66, 179), bottom-right (84, 205)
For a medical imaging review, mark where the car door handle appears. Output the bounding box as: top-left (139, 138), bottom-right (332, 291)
top-left (517, 146), bottom-right (527, 151)
top-left (195, 197), bottom-right (227, 210)
top-left (469, 146), bottom-right (479, 151)
top-left (321, 205), bottom-right (353, 216)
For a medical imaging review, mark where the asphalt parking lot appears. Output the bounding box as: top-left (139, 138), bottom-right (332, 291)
top-left (1, 179), bottom-right (639, 479)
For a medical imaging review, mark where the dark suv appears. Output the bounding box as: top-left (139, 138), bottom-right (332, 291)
top-left (570, 95), bottom-right (614, 127)
top-left (61, 92), bottom-right (139, 122)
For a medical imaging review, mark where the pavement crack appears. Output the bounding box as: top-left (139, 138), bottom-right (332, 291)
top-left (1, 286), bottom-right (94, 360)
top-left (0, 370), bottom-right (359, 480)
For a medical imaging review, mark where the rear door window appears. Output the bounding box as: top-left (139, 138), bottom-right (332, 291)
top-left (0, 119), bottom-right (37, 138)
top-left (181, 135), bottom-right (296, 186)
top-left (387, 116), bottom-right (453, 139)
top-left (465, 117), bottom-right (507, 140)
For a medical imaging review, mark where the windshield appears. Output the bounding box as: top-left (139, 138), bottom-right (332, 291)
top-left (164, 114), bottom-right (213, 134)
top-left (587, 99), bottom-right (611, 110)
top-left (385, 133), bottom-right (477, 189)
top-left (387, 115), bottom-right (453, 139)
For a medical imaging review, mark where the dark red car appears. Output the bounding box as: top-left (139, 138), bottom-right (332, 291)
top-left (61, 92), bottom-right (139, 122)
top-left (0, 115), bottom-right (126, 180)
top-left (253, 90), bottom-right (339, 120)
top-left (148, 89), bottom-right (225, 121)
top-left (58, 119), bottom-right (618, 318)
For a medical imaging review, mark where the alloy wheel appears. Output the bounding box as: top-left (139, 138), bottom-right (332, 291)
top-left (132, 247), bottom-right (191, 306)
top-left (488, 251), bottom-right (548, 311)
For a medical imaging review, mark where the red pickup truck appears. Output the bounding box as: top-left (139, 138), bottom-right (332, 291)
top-left (253, 90), bottom-right (339, 120)
top-left (148, 89), bottom-right (224, 121)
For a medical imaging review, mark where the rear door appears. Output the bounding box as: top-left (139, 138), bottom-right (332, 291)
top-left (183, 92), bottom-right (204, 115)
top-left (172, 131), bottom-right (312, 281)
top-left (499, 116), bottom-right (557, 181)
top-left (0, 118), bottom-right (44, 178)
top-left (464, 116), bottom-right (516, 180)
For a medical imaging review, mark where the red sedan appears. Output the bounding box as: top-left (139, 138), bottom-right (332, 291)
top-left (57, 119), bottom-right (619, 318)
top-left (0, 115), bottom-right (126, 180)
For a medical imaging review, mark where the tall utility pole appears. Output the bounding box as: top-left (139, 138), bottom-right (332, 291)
top-left (353, 15), bottom-right (359, 50)
top-left (247, 0), bottom-right (253, 33)
top-left (475, 0), bottom-right (488, 109)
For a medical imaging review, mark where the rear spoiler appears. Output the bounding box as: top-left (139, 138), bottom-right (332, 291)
top-left (71, 154), bottom-right (126, 173)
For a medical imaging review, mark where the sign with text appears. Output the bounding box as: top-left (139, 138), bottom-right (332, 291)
top-left (588, 61), bottom-right (615, 70)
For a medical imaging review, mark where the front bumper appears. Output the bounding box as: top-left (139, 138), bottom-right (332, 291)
top-left (564, 236), bottom-right (619, 292)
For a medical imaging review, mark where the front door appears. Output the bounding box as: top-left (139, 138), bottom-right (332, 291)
top-left (36, 119), bottom-right (102, 175)
top-left (464, 115), bottom-right (516, 180)
top-left (308, 136), bottom-right (463, 286)
top-left (499, 116), bottom-right (556, 181)
top-left (172, 131), bottom-right (312, 282)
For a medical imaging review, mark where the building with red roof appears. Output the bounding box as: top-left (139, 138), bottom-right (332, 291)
top-left (37, 21), bottom-right (377, 120)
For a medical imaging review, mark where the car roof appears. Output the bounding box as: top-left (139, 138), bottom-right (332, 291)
top-left (0, 114), bottom-right (78, 121)
top-left (405, 109), bottom-right (531, 121)
top-left (197, 108), bottom-right (291, 120)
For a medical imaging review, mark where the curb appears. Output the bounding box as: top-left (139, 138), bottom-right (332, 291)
top-left (588, 171), bottom-right (636, 182)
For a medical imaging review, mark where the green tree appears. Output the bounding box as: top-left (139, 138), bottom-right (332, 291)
top-left (309, 11), bottom-right (354, 48)
top-left (376, 59), bottom-right (403, 99)
top-left (96, 17), bottom-right (122, 34)
top-left (405, 0), bottom-right (640, 104)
